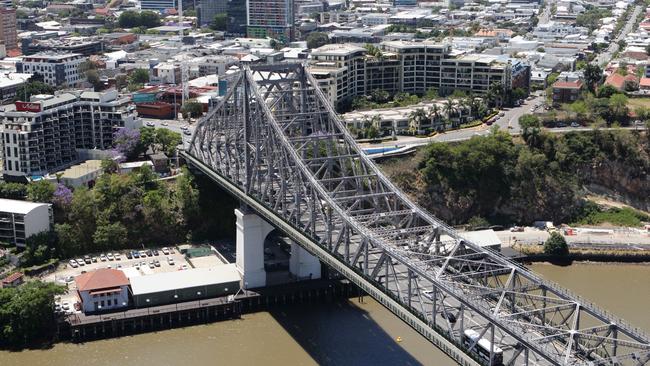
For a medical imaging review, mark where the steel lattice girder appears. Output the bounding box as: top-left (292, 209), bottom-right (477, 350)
top-left (186, 63), bottom-right (650, 366)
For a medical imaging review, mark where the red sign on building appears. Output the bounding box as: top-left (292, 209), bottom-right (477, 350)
top-left (15, 102), bottom-right (41, 112)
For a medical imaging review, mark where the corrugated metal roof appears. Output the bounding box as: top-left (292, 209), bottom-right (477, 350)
top-left (129, 264), bottom-right (241, 296)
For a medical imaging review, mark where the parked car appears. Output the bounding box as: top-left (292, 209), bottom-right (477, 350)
top-left (162, 247), bottom-right (169, 255)
top-left (83, 255), bottom-right (91, 264)
top-left (152, 249), bottom-right (159, 256)
top-left (183, 129), bottom-right (192, 136)
top-left (92, 256), bottom-right (98, 263)
top-left (76, 258), bottom-right (85, 266)
top-left (167, 257), bottom-right (175, 265)
top-left (161, 121), bottom-right (169, 126)
top-left (114, 253), bottom-right (121, 260)
top-left (69, 259), bottom-right (78, 268)
top-left (100, 254), bottom-right (107, 261)
top-left (556, 122), bottom-right (567, 128)
top-left (139, 250), bottom-right (147, 257)
top-left (126, 252), bottom-right (133, 259)
top-left (510, 226), bottom-right (525, 232)
top-left (146, 249), bottom-right (153, 256)
top-left (107, 253), bottom-right (114, 261)
top-left (148, 261), bottom-right (155, 269)
top-left (145, 121), bottom-right (155, 127)
top-left (570, 122), bottom-right (580, 128)
top-left (132, 251), bottom-right (140, 259)
top-left (154, 260), bottom-right (161, 267)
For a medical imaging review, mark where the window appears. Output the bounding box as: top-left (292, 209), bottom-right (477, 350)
top-left (101, 300), bottom-right (105, 307)
top-left (114, 299), bottom-right (117, 306)
top-left (94, 301), bottom-right (98, 310)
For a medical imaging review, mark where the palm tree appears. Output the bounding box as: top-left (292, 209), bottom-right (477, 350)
top-left (408, 108), bottom-right (428, 135)
top-left (487, 82), bottom-right (505, 109)
top-left (427, 104), bottom-right (442, 131)
top-left (443, 98), bottom-right (458, 128)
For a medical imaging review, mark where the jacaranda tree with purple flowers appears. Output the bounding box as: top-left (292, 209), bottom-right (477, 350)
top-left (113, 128), bottom-right (143, 160)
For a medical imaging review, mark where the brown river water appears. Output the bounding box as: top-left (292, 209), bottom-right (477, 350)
top-left (1, 263), bottom-right (648, 366)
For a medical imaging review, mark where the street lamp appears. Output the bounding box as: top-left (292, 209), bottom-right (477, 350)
top-left (97, 305), bottom-right (102, 321)
top-left (197, 291), bottom-right (201, 306)
top-left (174, 294), bottom-right (179, 310)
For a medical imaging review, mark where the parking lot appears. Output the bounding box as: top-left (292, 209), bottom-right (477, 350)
top-left (44, 247), bottom-right (194, 315)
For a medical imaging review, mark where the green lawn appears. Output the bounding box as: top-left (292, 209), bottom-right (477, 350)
top-left (627, 98), bottom-right (650, 110)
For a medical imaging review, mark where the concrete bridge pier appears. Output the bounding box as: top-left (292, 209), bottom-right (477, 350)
top-left (289, 242), bottom-right (321, 280)
top-left (235, 208), bottom-right (273, 289)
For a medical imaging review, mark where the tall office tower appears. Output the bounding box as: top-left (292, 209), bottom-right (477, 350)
top-left (199, 0), bottom-right (228, 26)
top-left (226, 0), bottom-right (247, 35)
top-left (0, 8), bottom-right (17, 51)
top-left (246, 0), bottom-right (294, 43)
top-left (140, 0), bottom-right (178, 11)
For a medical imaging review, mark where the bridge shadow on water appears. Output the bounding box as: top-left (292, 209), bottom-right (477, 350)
top-left (267, 299), bottom-right (423, 366)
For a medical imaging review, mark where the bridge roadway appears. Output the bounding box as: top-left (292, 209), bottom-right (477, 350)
top-left (182, 64), bottom-right (650, 365)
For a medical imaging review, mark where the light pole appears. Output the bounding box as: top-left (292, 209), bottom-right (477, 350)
top-left (97, 305), bottom-right (102, 321)
top-left (146, 298), bottom-right (150, 315)
top-left (197, 291), bottom-right (201, 306)
top-left (174, 294), bottom-right (179, 310)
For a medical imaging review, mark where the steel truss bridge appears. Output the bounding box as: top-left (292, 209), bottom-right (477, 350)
top-left (182, 64), bottom-right (650, 366)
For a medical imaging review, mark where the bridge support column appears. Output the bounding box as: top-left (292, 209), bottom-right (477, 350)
top-left (289, 241), bottom-right (321, 280)
top-left (235, 208), bottom-right (273, 289)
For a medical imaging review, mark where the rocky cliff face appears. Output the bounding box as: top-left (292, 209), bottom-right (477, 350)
top-left (582, 161), bottom-right (650, 212)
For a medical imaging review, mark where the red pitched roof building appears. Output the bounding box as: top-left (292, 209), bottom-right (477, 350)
top-left (75, 269), bottom-right (130, 313)
top-left (1, 272), bottom-right (24, 288)
top-left (552, 79), bottom-right (583, 104)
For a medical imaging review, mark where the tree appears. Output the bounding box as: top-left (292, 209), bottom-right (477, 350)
top-left (113, 128), bottom-right (142, 159)
top-left (211, 13), bottom-right (228, 31)
top-left (424, 87), bottom-right (439, 100)
top-left (155, 128), bottom-right (182, 156)
top-left (180, 101), bottom-right (203, 118)
top-left (583, 64), bottom-right (602, 92)
top-left (0, 281), bottom-right (65, 347)
top-left (85, 69), bottom-right (103, 91)
top-left (139, 11), bottom-right (161, 28)
top-left (306, 32), bottom-right (329, 49)
top-left (597, 84), bottom-right (620, 98)
top-left (544, 232), bottom-right (569, 255)
top-left (14, 81), bottom-right (54, 102)
top-left (466, 216), bottom-right (490, 230)
top-left (118, 10), bottom-right (140, 28)
top-left (129, 69), bottom-right (149, 85)
top-left (27, 180), bottom-right (55, 203)
top-left (101, 159), bottom-right (119, 174)
top-left (408, 108), bottom-right (428, 134)
top-left (370, 89), bottom-right (390, 103)
top-left (93, 215), bottom-right (128, 250)
top-left (609, 93), bottom-right (629, 122)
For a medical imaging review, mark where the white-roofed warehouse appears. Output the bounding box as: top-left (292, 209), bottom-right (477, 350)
top-left (129, 264), bottom-right (241, 307)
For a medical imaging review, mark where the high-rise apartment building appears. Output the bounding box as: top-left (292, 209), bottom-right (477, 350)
top-left (0, 90), bottom-right (140, 180)
top-left (247, 0), bottom-right (294, 42)
top-left (0, 8), bottom-right (17, 51)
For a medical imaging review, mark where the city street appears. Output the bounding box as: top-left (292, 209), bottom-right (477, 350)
top-left (592, 5), bottom-right (642, 66)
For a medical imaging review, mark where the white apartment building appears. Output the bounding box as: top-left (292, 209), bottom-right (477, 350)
top-left (15, 53), bottom-right (86, 87)
top-left (1, 90), bottom-right (140, 179)
top-left (310, 41), bottom-right (531, 108)
top-left (0, 198), bottom-right (52, 248)
top-left (531, 22), bottom-right (588, 41)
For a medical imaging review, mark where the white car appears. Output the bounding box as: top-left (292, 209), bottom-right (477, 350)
top-left (100, 254), bottom-right (107, 261)
top-left (145, 121), bottom-right (155, 127)
top-left (69, 259), bottom-right (78, 268)
top-left (161, 122), bottom-right (169, 126)
top-left (114, 253), bottom-right (121, 260)
top-left (107, 253), bottom-right (114, 261)
top-left (162, 247), bottom-right (169, 255)
top-left (76, 258), bottom-right (85, 266)
top-left (167, 256), bottom-right (174, 265)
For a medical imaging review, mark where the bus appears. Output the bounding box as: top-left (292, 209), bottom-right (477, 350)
top-left (463, 329), bottom-right (504, 365)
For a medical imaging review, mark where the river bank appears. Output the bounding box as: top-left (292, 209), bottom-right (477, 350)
top-left (1, 263), bottom-right (647, 366)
